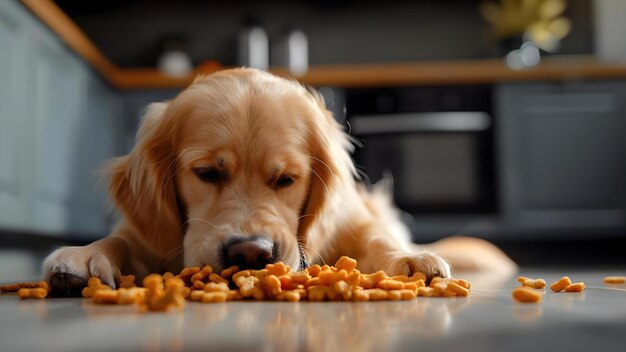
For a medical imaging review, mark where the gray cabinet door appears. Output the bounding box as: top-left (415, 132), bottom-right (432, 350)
top-left (0, 1), bottom-right (123, 237)
top-left (0, 1), bottom-right (30, 229)
top-left (497, 82), bottom-right (626, 231)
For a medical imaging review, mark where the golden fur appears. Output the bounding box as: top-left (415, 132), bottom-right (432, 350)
top-left (43, 68), bottom-right (515, 289)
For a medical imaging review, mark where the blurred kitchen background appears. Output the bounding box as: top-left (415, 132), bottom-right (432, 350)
top-left (1, 0), bottom-right (626, 279)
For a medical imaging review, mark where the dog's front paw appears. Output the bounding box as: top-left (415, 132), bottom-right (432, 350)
top-left (42, 246), bottom-right (119, 297)
top-left (385, 251), bottom-right (451, 282)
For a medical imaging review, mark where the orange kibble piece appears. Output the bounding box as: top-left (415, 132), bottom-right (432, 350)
top-left (235, 275), bottom-right (265, 300)
top-left (203, 282), bottom-right (229, 293)
top-left (232, 270), bottom-right (252, 282)
top-left (179, 267), bottom-right (201, 285)
top-left (521, 278), bottom-right (546, 289)
top-left (189, 290), bottom-right (205, 301)
top-left (17, 287), bottom-right (48, 299)
top-left (82, 277), bottom-right (112, 298)
top-left (1, 281), bottom-right (48, 292)
top-left (279, 276), bottom-right (298, 290)
top-left (220, 266), bottom-right (239, 279)
top-left (376, 279), bottom-right (404, 290)
top-left (266, 262), bottom-right (291, 277)
top-left (181, 286), bottom-right (191, 299)
top-left (603, 276), bottom-right (626, 284)
top-left (250, 269), bottom-right (269, 280)
top-left (444, 282), bottom-right (470, 297)
top-left (306, 265), bottom-right (322, 277)
top-left (364, 288), bottom-right (389, 301)
top-left (319, 269), bottom-right (349, 286)
top-left (512, 287), bottom-right (542, 303)
top-left (335, 256), bottom-right (357, 272)
top-left (550, 277), bottom-right (572, 292)
top-left (227, 290), bottom-right (243, 301)
top-left (201, 291), bottom-right (228, 303)
top-left (192, 281), bottom-right (205, 290)
top-left (209, 273), bottom-right (228, 285)
top-left (418, 286), bottom-right (439, 297)
top-left (190, 266), bottom-right (213, 283)
top-left (403, 282), bottom-right (420, 291)
top-left (345, 271), bottom-right (361, 286)
top-left (265, 275), bottom-right (282, 296)
top-left (307, 285), bottom-right (328, 301)
top-left (92, 290), bottom-right (119, 304)
top-left (412, 272), bottom-right (427, 282)
top-left (276, 291), bottom-right (301, 302)
top-left (361, 271), bottom-right (387, 289)
top-left (333, 280), bottom-right (350, 294)
top-left (119, 275), bottom-right (136, 288)
top-left (290, 271), bottom-right (311, 284)
top-left (117, 287), bottom-right (146, 304)
top-left (352, 289), bottom-right (370, 302)
top-left (564, 282), bottom-right (585, 292)
top-left (305, 277), bottom-right (321, 287)
top-left (431, 282), bottom-right (448, 296)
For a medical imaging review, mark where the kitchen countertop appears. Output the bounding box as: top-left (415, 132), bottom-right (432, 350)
top-left (1, 270), bottom-right (625, 352)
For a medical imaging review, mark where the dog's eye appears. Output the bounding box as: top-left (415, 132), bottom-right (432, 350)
top-left (193, 167), bottom-right (225, 184)
top-left (275, 175), bottom-right (295, 189)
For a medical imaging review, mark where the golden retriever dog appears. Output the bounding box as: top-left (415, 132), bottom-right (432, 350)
top-left (43, 68), bottom-right (515, 295)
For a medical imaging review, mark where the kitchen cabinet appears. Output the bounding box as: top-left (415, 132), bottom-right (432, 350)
top-left (496, 82), bottom-right (626, 233)
top-left (0, 1), bottom-right (123, 237)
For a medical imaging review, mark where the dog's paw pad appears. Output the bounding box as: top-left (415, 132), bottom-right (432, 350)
top-left (48, 273), bottom-right (88, 297)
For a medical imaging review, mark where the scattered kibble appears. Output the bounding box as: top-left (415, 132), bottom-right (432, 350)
top-left (603, 276), bottom-right (625, 284)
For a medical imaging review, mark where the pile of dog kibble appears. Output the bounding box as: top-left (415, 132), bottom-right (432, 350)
top-left (2, 257), bottom-right (625, 311)
top-left (1, 256), bottom-right (471, 311)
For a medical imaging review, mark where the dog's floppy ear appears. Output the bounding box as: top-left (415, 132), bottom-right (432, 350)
top-left (298, 89), bottom-right (355, 238)
top-left (108, 102), bottom-right (183, 256)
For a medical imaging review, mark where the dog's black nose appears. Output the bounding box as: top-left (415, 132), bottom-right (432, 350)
top-left (221, 236), bottom-right (276, 270)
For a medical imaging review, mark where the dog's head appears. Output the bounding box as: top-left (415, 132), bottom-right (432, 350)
top-left (109, 68), bottom-right (354, 271)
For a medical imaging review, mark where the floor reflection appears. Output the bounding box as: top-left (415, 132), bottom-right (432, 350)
top-left (512, 304), bottom-right (543, 322)
top-left (175, 298), bottom-right (471, 351)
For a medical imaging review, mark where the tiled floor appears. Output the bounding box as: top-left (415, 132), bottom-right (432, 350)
top-left (1, 267), bottom-right (625, 352)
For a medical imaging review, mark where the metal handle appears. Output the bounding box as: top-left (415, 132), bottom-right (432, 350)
top-left (349, 112), bottom-right (491, 134)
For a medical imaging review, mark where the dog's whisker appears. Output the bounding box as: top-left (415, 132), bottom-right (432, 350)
top-left (160, 155), bottom-right (205, 194)
top-left (158, 147), bottom-right (210, 194)
top-left (152, 245), bottom-right (185, 273)
top-left (297, 214), bottom-right (315, 220)
top-left (310, 169), bottom-right (331, 198)
top-left (309, 156), bottom-right (337, 179)
top-left (298, 239), bottom-right (326, 266)
top-left (184, 250), bottom-right (203, 268)
top-left (151, 147), bottom-right (208, 166)
top-left (183, 218), bottom-right (219, 230)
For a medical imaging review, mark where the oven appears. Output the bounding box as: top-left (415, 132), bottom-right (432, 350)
top-left (345, 85), bottom-right (496, 215)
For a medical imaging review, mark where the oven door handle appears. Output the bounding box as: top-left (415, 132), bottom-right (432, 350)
top-left (349, 112), bottom-right (491, 134)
